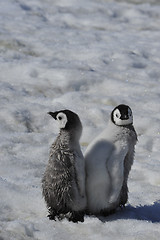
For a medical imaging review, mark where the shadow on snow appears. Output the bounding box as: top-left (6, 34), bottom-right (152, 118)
top-left (98, 201), bottom-right (160, 223)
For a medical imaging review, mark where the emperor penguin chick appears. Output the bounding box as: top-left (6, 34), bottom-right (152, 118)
top-left (42, 110), bottom-right (86, 222)
top-left (85, 104), bottom-right (137, 216)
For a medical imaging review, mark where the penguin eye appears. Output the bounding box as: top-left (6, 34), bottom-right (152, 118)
top-left (114, 109), bottom-right (121, 119)
top-left (58, 116), bottom-right (62, 120)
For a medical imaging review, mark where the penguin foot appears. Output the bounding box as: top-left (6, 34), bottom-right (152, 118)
top-left (100, 208), bottom-right (116, 217)
top-left (85, 209), bottom-right (91, 216)
top-left (47, 208), bottom-right (59, 221)
top-left (68, 211), bottom-right (84, 223)
top-left (47, 213), bottom-right (56, 220)
top-left (119, 204), bottom-right (126, 210)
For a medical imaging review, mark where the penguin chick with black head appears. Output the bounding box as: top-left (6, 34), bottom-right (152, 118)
top-left (42, 110), bottom-right (86, 222)
top-left (85, 104), bottom-right (137, 216)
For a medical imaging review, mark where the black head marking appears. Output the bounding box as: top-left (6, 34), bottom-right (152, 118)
top-left (62, 110), bottom-right (82, 130)
top-left (111, 104), bottom-right (133, 126)
top-left (48, 109), bottom-right (82, 131)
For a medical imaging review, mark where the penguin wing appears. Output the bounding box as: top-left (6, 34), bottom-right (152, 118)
top-left (119, 135), bottom-right (137, 206)
top-left (106, 143), bottom-right (129, 204)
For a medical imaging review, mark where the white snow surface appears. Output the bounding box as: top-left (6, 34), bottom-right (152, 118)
top-left (0, 0), bottom-right (160, 239)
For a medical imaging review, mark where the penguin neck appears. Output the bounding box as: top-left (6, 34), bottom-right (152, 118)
top-left (59, 129), bottom-right (81, 149)
top-left (109, 118), bottom-right (133, 130)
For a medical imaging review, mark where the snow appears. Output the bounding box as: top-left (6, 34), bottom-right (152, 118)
top-left (0, 0), bottom-right (160, 239)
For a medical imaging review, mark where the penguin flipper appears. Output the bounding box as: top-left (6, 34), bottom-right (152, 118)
top-left (119, 182), bottom-right (128, 208)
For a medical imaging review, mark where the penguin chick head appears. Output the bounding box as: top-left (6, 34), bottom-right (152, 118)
top-left (48, 109), bottom-right (82, 133)
top-left (111, 104), bottom-right (133, 126)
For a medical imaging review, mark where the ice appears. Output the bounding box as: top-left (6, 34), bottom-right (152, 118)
top-left (0, 0), bottom-right (160, 239)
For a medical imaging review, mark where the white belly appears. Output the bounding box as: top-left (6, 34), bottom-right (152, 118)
top-left (86, 160), bottom-right (111, 213)
top-left (85, 126), bottom-right (129, 214)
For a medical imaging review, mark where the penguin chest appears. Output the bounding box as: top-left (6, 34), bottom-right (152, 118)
top-left (86, 160), bottom-right (111, 213)
top-left (106, 139), bottom-right (129, 204)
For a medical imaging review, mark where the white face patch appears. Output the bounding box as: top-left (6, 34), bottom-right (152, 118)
top-left (56, 112), bottom-right (68, 129)
top-left (113, 108), bottom-right (133, 126)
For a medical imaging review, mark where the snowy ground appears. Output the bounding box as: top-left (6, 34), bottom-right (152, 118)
top-left (0, 0), bottom-right (160, 239)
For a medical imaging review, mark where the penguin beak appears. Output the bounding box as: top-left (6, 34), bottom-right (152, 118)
top-left (121, 115), bottom-right (128, 120)
top-left (48, 112), bottom-right (57, 120)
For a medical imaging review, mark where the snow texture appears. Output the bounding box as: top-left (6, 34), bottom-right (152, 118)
top-left (0, 0), bottom-right (160, 239)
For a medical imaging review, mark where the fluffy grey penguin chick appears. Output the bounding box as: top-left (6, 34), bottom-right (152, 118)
top-left (85, 104), bottom-right (137, 216)
top-left (42, 110), bottom-right (86, 222)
